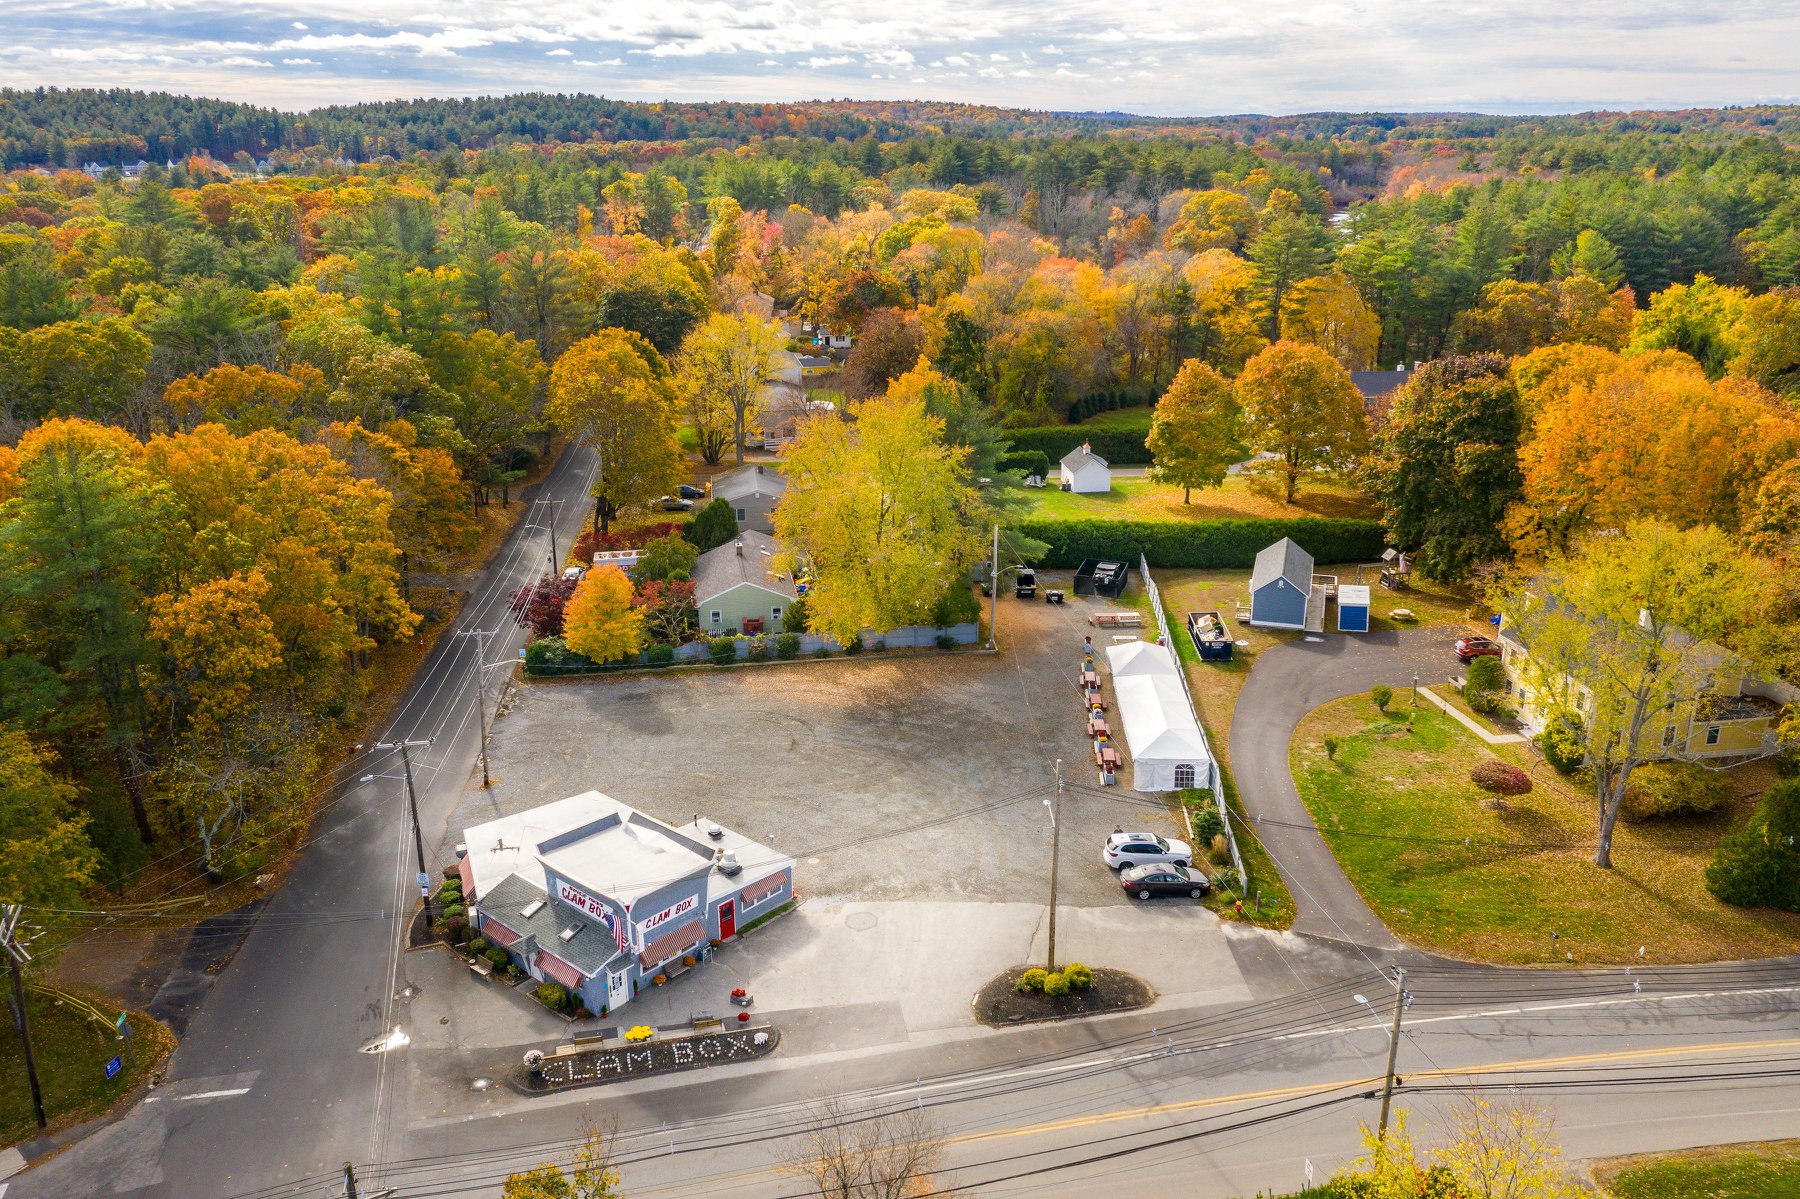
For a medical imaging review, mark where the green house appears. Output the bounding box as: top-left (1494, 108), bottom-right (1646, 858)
top-left (694, 530), bottom-right (799, 636)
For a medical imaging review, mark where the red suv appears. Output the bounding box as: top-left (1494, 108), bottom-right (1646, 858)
top-left (1454, 636), bottom-right (1501, 662)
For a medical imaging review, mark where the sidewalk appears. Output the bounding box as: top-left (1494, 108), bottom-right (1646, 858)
top-left (1418, 684), bottom-right (1529, 744)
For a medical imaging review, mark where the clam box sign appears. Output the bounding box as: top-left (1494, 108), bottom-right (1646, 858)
top-left (557, 880), bottom-right (628, 953)
top-left (640, 895), bottom-right (699, 937)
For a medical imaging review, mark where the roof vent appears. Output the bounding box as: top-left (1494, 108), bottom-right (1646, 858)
top-left (717, 850), bottom-right (742, 876)
top-left (735, 540), bottom-right (745, 556)
top-left (520, 899), bottom-right (545, 919)
top-left (454, 843), bottom-right (467, 859)
top-left (559, 924), bottom-right (583, 942)
top-left (706, 824), bottom-right (724, 840)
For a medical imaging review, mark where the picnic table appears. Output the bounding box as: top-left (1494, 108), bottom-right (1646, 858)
top-left (1094, 744), bottom-right (1121, 770)
top-left (1088, 611), bottom-right (1144, 629)
top-left (1087, 716), bottom-right (1110, 738)
top-left (1080, 668), bottom-right (1098, 687)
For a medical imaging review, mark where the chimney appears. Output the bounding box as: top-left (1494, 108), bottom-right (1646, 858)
top-left (1081, 441), bottom-right (1091, 454)
top-left (735, 540), bottom-right (744, 556)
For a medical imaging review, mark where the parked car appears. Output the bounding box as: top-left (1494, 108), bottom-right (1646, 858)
top-left (677, 484), bottom-right (706, 500)
top-left (1103, 831), bottom-right (1193, 870)
top-left (658, 495), bottom-right (694, 512)
top-left (1121, 863), bottom-right (1211, 900)
top-left (1454, 635), bottom-right (1502, 662)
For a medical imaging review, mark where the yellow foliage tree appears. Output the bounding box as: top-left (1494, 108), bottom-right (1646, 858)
top-left (1280, 272), bottom-right (1381, 370)
top-left (1234, 340), bottom-right (1369, 503)
top-left (546, 330), bottom-right (684, 534)
top-left (774, 393), bottom-right (985, 645)
top-left (562, 565), bottom-right (644, 663)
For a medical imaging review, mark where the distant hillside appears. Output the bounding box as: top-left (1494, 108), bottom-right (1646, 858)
top-left (4, 86), bottom-right (1799, 170)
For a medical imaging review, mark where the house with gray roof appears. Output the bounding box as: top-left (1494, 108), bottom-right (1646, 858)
top-left (1059, 443), bottom-right (1112, 494)
top-left (459, 791), bottom-right (794, 1018)
top-left (712, 464), bottom-right (786, 534)
top-left (693, 530), bottom-right (799, 637)
top-left (1249, 537), bottom-right (1317, 630)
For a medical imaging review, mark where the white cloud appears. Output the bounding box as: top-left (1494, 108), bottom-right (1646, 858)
top-left (988, 52), bottom-right (1008, 61)
top-left (546, 48), bottom-right (572, 56)
top-left (218, 56), bottom-right (274, 67)
top-left (282, 57), bottom-right (319, 65)
top-left (1040, 43), bottom-right (1062, 54)
top-left (806, 55), bottom-right (852, 67)
top-left (291, 21), bottom-right (307, 30)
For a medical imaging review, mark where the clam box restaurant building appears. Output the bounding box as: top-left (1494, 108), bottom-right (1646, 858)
top-left (458, 792), bottom-right (794, 1017)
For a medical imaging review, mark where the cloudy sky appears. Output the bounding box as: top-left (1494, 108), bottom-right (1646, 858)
top-left (2, 0), bottom-right (1797, 115)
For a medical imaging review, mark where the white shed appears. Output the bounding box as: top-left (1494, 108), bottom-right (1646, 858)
top-left (1104, 641), bottom-right (1216, 793)
top-left (1059, 443), bottom-right (1112, 494)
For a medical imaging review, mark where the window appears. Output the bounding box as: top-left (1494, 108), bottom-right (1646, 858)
top-left (710, 610), bottom-right (721, 625)
top-left (1174, 763), bottom-right (1196, 788)
top-left (1706, 725), bottom-right (1722, 746)
top-left (735, 508), bottom-right (747, 522)
top-left (771, 606), bottom-right (782, 622)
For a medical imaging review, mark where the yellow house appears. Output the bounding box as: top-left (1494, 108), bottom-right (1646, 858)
top-left (1496, 619), bottom-right (1797, 761)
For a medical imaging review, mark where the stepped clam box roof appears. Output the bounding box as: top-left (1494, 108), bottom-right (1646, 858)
top-left (460, 791), bottom-right (795, 1017)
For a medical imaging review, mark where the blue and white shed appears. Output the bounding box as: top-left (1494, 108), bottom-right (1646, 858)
top-left (1248, 537), bottom-right (1315, 630)
top-left (1336, 584), bottom-right (1371, 633)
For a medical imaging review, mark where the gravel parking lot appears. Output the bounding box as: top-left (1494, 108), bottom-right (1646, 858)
top-left (449, 573), bottom-right (1186, 909)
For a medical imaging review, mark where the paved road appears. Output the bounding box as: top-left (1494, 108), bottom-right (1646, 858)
top-left (12, 444), bottom-right (598, 1199)
top-left (1228, 629), bottom-right (1458, 948)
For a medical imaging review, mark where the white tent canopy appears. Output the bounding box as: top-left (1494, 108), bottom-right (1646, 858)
top-left (1103, 641), bottom-right (1216, 793)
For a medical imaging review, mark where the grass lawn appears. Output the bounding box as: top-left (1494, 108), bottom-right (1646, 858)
top-left (1025, 476), bottom-right (1378, 523)
top-left (1078, 406), bottom-right (1153, 431)
top-left (1593, 1140), bottom-right (1800, 1198)
top-left (1291, 693), bottom-right (1800, 964)
top-left (1427, 682), bottom-right (1521, 738)
top-left (1, 987), bottom-right (172, 1147)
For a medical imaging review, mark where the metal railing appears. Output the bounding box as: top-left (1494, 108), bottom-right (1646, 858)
top-left (1139, 554), bottom-right (1246, 888)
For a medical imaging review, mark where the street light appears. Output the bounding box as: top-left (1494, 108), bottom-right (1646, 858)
top-left (1354, 970), bottom-right (1409, 1140)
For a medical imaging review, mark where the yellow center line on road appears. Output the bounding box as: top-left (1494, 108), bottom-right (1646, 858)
top-left (624, 1036), bottom-right (1800, 1196)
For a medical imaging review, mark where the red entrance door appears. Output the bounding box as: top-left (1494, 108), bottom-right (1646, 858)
top-left (719, 899), bottom-right (736, 939)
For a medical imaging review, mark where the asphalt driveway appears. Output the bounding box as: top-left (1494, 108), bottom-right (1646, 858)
top-left (1228, 628), bottom-right (1458, 948)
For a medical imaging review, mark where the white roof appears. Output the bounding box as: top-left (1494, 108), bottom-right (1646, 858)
top-left (1337, 584), bottom-right (1371, 606)
top-left (1104, 641), bottom-right (1213, 775)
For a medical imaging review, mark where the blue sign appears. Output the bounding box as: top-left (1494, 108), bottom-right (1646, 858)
top-left (104, 1055), bottom-right (123, 1079)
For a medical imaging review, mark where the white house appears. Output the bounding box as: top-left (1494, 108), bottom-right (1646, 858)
top-left (1059, 443), bottom-right (1112, 494)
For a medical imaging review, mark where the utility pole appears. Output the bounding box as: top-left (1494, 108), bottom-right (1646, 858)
top-left (1377, 967), bottom-right (1409, 1139)
top-left (540, 498), bottom-right (564, 571)
top-left (987, 522), bottom-right (1001, 650)
top-left (339, 1161), bottom-right (394, 1199)
top-left (1046, 760), bottom-right (1064, 972)
top-left (375, 739), bottom-right (435, 922)
top-left (1, 904), bottom-right (47, 1129)
top-left (454, 630), bottom-right (495, 789)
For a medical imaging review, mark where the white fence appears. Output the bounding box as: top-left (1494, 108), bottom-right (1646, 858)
top-left (1138, 553), bottom-right (1246, 888)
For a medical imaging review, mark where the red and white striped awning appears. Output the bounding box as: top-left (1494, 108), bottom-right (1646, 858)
top-left (739, 872), bottom-right (786, 907)
top-left (638, 919), bottom-right (705, 970)
top-left (534, 950), bottom-right (585, 990)
top-left (483, 918), bottom-right (522, 949)
top-left (457, 855), bottom-right (475, 898)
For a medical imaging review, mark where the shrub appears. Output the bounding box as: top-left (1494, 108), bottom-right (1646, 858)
top-left (814, 646), bottom-right (831, 659)
top-left (443, 915), bottom-right (471, 943)
top-left (1371, 685), bottom-right (1393, 711)
top-left (439, 902), bottom-right (467, 920)
top-left (687, 499), bottom-right (738, 552)
top-left (782, 595), bottom-right (810, 633)
top-left (776, 632), bottom-right (801, 659)
top-left (523, 635), bottom-right (600, 678)
top-left (1706, 779), bottom-right (1800, 910)
top-left (845, 635), bottom-right (864, 655)
top-left (1003, 425), bottom-right (1151, 466)
top-left (1465, 655), bottom-right (1507, 713)
top-left (709, 636), bottom-right (740, 665)
top-left (1212, 866), bottom-right (1243, 893)
top-left (1623, 760), bottom-right (1733, 820)
top-left (645, 642), bottom-right (676, 667)
top-left (442, 863), bottom-right (461, 880)
top-left (438, 880), bottom-right (463, 903)
top-left (1009, 516), bottom-right (1386, 570)
top-left (1539, 714), bottom-right (1586, 773)
top-left (928, 583), bottom-right (982, 628)
top-left (1015, 968), bottom-right (1049, 993)
top-left (869, 637), bottom-right (888, 652)
top-left (468, 937), bottom-right (489, 955)
top-left (1042, 971), bottom-right (1072, 997)
top-left (1323, 735), bottom-right (1341, 761)
top-left (1063, 962), bottom-right (1094, 990)
top-left (935, 633), bottom-right (957, 650)
top-left (1210, 833), bottom-right (1230, 863)
top-left (484, 946), bottom-right (511, 969)
top-left (1189, 805), bottom-right (1224, 843)
top-left (624, 1025), bottom-right (655, 1043)
top-left (1469, 760), bottom-right (1532, 796)
top-left (746, 635), bottom-right (770, 662)
top-left (998, 449), bottom-right (1052, 480)
top-left (535, 982), bottom-right (570, 1012)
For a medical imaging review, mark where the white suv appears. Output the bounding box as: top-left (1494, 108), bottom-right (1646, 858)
top-left (1103, 831), bottom-right (1193, 870)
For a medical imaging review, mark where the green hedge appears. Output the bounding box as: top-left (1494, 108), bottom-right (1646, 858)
top-left (1011, 517), bottom-right (1387, 569)
top-left (1002, 426), bottom-right (1151, 466)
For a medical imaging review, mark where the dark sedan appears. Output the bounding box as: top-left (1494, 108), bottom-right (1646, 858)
top-left (1120, 863), bottom-right (1211, 900)
top-left (678, 484), bottom-right (706, 500)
